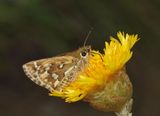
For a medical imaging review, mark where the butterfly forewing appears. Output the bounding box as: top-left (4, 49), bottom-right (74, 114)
top-left (23, 46), bottom-right (91, 92)
top-left (23, 56), bottom-right (78, 91)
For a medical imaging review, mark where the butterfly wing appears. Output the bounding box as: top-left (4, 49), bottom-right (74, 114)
top-left (23, 56), bottom-right (78, 92)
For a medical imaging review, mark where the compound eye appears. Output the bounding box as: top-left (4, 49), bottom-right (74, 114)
top-left (80, 51), bottom-right (88, 58)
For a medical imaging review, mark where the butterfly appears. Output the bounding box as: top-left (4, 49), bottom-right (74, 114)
top-left (22, 45), bottom-right (92, 92)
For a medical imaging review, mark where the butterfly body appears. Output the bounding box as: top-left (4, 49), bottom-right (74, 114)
top-left (23, 46), bottom-right (91, 92)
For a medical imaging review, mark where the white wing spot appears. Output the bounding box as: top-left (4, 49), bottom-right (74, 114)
top-left (59, 64), bottom-right (64, 68)
top-left (45, 67), bottom-right (50, 71)
top-left (52, 73), bottom-right (59, 80)
top-left (33, 62), bottom-right (38, 68)
top-left (41, 71), bottom-right (49, 78)
top-left (54, 80), bottom-right (59, 87)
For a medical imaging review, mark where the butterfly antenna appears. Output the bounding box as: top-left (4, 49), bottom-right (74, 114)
top-left (83, 27), bottom-right (93, 47)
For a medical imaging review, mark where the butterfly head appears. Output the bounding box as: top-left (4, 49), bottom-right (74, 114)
top-left (79, 46), bottom-right (91, 59)
top-left (71, 45), bottom-right (91, 62)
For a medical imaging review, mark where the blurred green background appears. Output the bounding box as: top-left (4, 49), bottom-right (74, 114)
top-left (0, 0), bottom-right (160, 116)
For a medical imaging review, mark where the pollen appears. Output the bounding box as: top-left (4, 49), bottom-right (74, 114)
top-left (49, 32), bottom-right (139, 103)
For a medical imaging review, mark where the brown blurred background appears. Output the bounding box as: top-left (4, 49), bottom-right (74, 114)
top-left (0, 0), bottom-right (160, 116)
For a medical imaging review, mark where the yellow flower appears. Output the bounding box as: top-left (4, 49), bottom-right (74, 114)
top-left (49, 32), bottom-right (139, 104)
top-left (104, 32), bottom-right (138, 72)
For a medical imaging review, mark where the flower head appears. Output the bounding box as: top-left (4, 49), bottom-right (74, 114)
top-left (49, 32), bottom-right (139, 104)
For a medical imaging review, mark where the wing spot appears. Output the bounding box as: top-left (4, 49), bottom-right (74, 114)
top-left (52, 73), bottom-right (59, 80)
top-left (44, 79), bottom-right (48, 82)
top-left (45, 67), bottom-right (50, 71)
top-left (33, 62), bottom-right (38, 68)
top-left (54, 80), bottom-right (59, 87)
top-left (41, 71), bottom-right (49, 78)
top-left (59, 64), bottom-right (64, 68)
